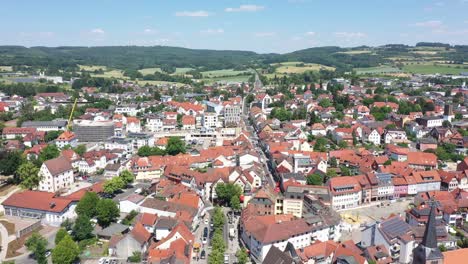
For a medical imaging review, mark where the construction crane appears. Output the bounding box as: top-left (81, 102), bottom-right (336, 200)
top-left (67, 98), bottom-right (78, 131)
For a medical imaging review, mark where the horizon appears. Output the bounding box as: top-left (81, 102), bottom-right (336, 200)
top-left (1, 0), bottom-right (467, 53)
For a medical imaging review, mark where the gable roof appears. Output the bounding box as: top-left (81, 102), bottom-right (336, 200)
top-left (43, 156), bottom-right (73, 176)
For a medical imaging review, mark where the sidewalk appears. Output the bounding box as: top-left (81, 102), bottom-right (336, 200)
top-left (0, 222), bottom-right (16, 261)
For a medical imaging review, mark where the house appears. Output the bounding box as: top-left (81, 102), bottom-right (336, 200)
top-left (104, 163), bottom-right (124, 178)
top-left (366, 128), bottom-right (382, 145)
top-left (310, 123), bottom-right (326, 136)
top-left (126, 117), bottom-right (141, 133)
top-left (2, 190), bottom-right (77, 226)
top-left (119, 194), bottom-right (146, 213)
top-left (55, 131), bottom-right (78, 148)
top-left (328, 176), bottom-right (362, 210)
top-left (416, 116), bottom-right (444, 128)
top-left (139, 213), bottom-right (158, 234)
top-left (181, 115), bottom-right (196, 130)
top-left (147, 223), bottom-right (194, 264)
top-left (384, 129), bottom-right (407, 144)
top-left (407, 152), bottom-right (438, 170)
top-left (109, 222), bottom-right (151, 259)
top-left (38, 156), bottom-right (74, 193)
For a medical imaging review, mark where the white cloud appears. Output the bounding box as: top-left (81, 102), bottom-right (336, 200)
top-left (412, 20), bottom-right (443, 28)
top-left (305, 31), bottom-right (316, 36)
top-left (200, 28), bottom-right (224, 35)
top-left (334, 32), bottom-right (367, 38)
top-left (175, 10), bottom-right (210, 17)
top-left (225, 5), bottom-right (265, 12)
top-left (254, 32), bottom-right (276, 37)
top-left (90, 28), bottom-right (105, 34)
top-left (143, 28), bottom-right (157, 35)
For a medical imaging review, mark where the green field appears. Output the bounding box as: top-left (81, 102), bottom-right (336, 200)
top-left (354, 66), bottom-right (402, 74)
top-left (336, 50), bottom-right (373, 55)
top-left (174, 67), bottom-right (193, 74)
top-left (201, 69), bottom-right (251, 78)
top-left (91, 70), bottom-right (126, 79)
top-left (272, 61), bottom-right (335, 74)
top-left (138, 68), bottom-right (162, 75)
top-left (203, 75), bottom-right (251, 84)
top-left (78, 65), bottom-right (107, 71)
top-left (135, 80), bottom-right (186, 87)
top-left (402, 64), bottom-right (467, 74)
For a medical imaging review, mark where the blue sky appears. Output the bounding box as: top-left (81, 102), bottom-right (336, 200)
top-left (0, 0), bottom-right (467, 53)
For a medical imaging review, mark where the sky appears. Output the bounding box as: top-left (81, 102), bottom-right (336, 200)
top-left (0, 0), bottom-right (467, 53)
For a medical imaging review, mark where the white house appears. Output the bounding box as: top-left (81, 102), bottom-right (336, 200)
top-left (38, 156), bottom-right (74, 193)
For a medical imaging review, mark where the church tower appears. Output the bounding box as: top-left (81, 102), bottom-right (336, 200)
top-left (412, 201), bottom-right (444, 264)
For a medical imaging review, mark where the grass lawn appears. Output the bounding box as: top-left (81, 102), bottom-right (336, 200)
top-left (91, 70), bottom-right (126, 79)
top-left (6, 227), bottom-right (43, 258)
top-left (138, 67), bottom-right (162, 75)
top-left (201, 69), bottom-right (251, 78)
top-left (174, 67), bottom-right (194, 74)
top-left (78, 65), bottom-right (107, 71)
top-left (354, 66), bottom-right (402, 74)
top-left (402, 64), bottom-right (467, 74)
top-left (0, 66), bottom-right (13, 72)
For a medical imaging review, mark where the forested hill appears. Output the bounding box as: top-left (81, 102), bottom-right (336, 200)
top-left (0, 43), bottom-right (466, 72)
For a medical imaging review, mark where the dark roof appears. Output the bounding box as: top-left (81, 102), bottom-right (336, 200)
top-left (422, 201), bottom-right (438, 248)
top-left (263, 246), bottom-right (295, 264)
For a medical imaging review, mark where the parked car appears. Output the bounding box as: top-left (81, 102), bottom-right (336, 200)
top-left (202, 237), bottom-right (207, 244)
top-left (200, 250), bottom-right (206, 259)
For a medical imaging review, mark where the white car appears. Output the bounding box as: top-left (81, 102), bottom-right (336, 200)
top-left (204, 219), bottom-right (209, 225)
top-left (202, 237), bottom-right (207, 244)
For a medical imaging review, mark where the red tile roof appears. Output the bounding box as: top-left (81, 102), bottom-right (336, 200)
top-left (2, 191), bottom-right (73, 213)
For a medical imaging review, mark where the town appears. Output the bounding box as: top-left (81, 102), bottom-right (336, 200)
top-left (0, 2), bottom-right (468, 264)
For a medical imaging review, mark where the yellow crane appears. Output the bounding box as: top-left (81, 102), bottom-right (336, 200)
top-left (67, 98), bottom-right (78, 131)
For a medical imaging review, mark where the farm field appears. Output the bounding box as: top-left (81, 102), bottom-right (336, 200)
top-left (273, 61), bottom-right (335, 74)
top-left (174, 67), bottom-right (194, 74)
top-left (402, 64), bottom-right (467, 74)
top-left (91, 70), bottom-right (126, 79)
top-left (0, 66), bottom-right (13, 72)
top-left (202, 74), bottom-right (251, 84)
top-left (336, 50), bottom-right (373, 55)
top-left (354, 66), bottom-right (402, 74)
top-left (78, 65), bottom-right (107, 71)
top-left (138, 67), bottom-right (162, 75)
top-left (201, 69), bottom-right (251, 78)
top-left (135, 80), bottom-right (186, 87)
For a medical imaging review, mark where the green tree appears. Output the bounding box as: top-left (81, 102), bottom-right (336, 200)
top-left (329, 157), bottom-right (338, 167)
top-left (338, 140), bottom-right (348, 149)
top-left (17, 162), bottom-right (41, 190)
top-left (208, 249), bottom-right (224, 264)
top-left (326, 169), bottom-right (337, 178)
top-left (128, 251), bottom-right (142, 263)
top-left (212, 207), bottom-right (225, 230)
top-left (211, 229), bottom-right (226, 252)
top-left (96, 199), bottom-right (119, 227)
top-left (307, 173), bottom-right (323, 185)
top-left (55, 228), bottom-right (68, 245)
top-left (52, 235), bottom-right (80, 264)
top-left (73, 144), bottom-right (87, 156)
top-left (0, 151), bottom-right (24, 176)
top-left (26, 232), bottom-right (48, 264)
top-left (236, 248), bottom-right (249, 264)
top-left (318, 98), bottom-right (332, 108)
top-left (103, 177), bottom-right (126, 194)
top-left (230, 195), bottom-right (241, 211)
top-left (0, 122), bottom-right (4, 134)
top-left (39, 144), bottom-right (60, 162)
top-left (75, 192), bottom-right (99, 218)
top-left (215, 183), bottom-right (242, 207)
top-left (73, 214), bottom-right (94, 241)
top-left (166, 137), bottom-right (186, 155)
top-left (119, 170), bottom-right (134, 185)
top-left (340, 165), bottom-right (352, 176)
top-left (45, 131), bottom-right (61, 142)
top-left (314, 137), bottom-right (328, 152)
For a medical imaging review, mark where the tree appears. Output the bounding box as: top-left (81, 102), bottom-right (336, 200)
top-left (0, 122), bottom-right (4, 134)
top-left (119, 170), bottom-right (134, 185)
top-left (75, 192), bottom-right (99, 218)
top-left (166, 137), bottom-right (186, 155)
top-left (45, 131), bottom-right (61, 142)
top-left (326, 169), bottom-right (337, 178)
top-left (26, 232), bottom-right (48, 264)
top-left (73, 144), bottom-right (87, 156)
top-left (338, 140), bottom-right (348, 149)
top-left (306, 173), bottom-right (323, 185)
top-left (211, 229), bottom-right (226, 252)
top-left (330, 157), bottom-right (338, 167)
top-left (215, 183), bottom-right (242, 208)
top-left (96, 199), bottom-right (119, 227)
top-left (318, 98), bottom-right (332, 108)
top-left (212, 207), bottom-right (225, 229)
top-left (55, 228), bottom-right (68, 245)
top-left (230, 195), bottom-right (241, 211)
top-left (73, 214), bottom-right (94, 241)
top-left (103, 177), bottom-right (126, 194)
top-left (128, 251), bottom-right (142, 263)
top-left (39, 144), bottom-right (60, 162)
top-left (314, 137), bottom-right (328, 152)
top-left (17, 162), bottom-right (41, 190)
top-left (0, 151), bottom-right (23, 176)
top-left (340, 166), bottom-right (352, 176)
top-left (236, 248), bottom-right (249, 264)
top-left (52, 235), bottom-right (80, 264)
